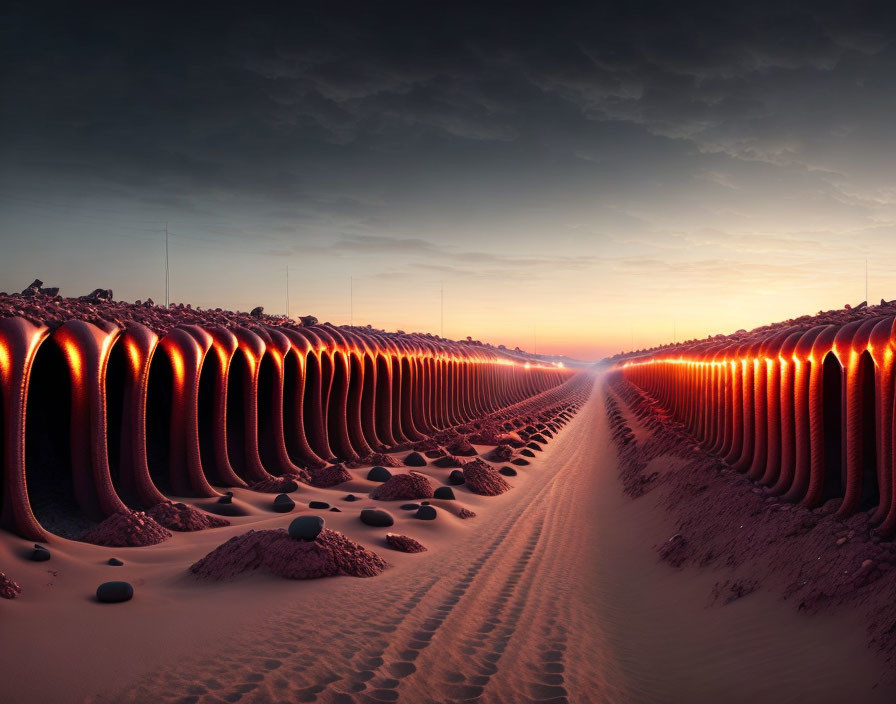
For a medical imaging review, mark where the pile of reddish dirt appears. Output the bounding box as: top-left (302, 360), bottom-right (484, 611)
top-left (458, 508), bottom-right (477, 519)
top-left (462, 459), bottom-right (511, 496)
top-left (146, 502), bottom-right (230, 531)
top-left (446, 438), bottom-right (477, 456)
top-left (307, 464), bottom-right (352, 488)
top-left (365, 452), bottom-right (403, 468)
top-left (370, 473), bottom-right (434, 500)
top-left (468, 423), bottom-right (502, 445)
top-left (79, 510), bottom-right (172, 547)
top-left (0, 572), bottom-right (21, 599)
top-left (250, 475), bottom-right (303, 493)
top-left (485, 445), bottom-right (514, 462)
top-left (385, 534), bottom-right (427, 553)
top-left (190, 528), bottom-right (387, 580)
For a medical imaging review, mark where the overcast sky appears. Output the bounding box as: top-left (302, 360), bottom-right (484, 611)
top-left (3, 2), bottom-right (896, 358)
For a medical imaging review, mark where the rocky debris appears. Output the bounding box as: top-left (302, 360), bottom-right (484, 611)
top-left (403, 452), bottom-right (427, 467)
top-left (30, 544), bottom-right (51, 562)
top-left (96, 581), bottom-right (134, 603)
top-left (360, 509), bottom-right (395, 527)
top-left (250, 476), bottom-right (301, 493)
top-left (367, 466), bottom-right (392, 482)
top-left (308, 463), bottom-right (352, 488)
top-left (370, 473), bottom-right (434, 501)
top-left (272, 494), bottom-right (296, 513)
top-left (79, 511), bottom-right (171, 547)
top-left (147, 501), bottom-right (230, 530)
top-left (289, 516), bottom-right (324, 542)
top-left (458, 508), bottom-right (476, 519)
top-left (365, 452), bottom-right (403, 468)
top-left (448, 470), bottom-right (466, 485)
top-left (190, 528), bottom-right (386, 580)
top-left (433, 486), bottom-right (455, 500)
top-left (485, 445), bottom-right (514, 462)
top-left (462, 459), bottom-right (511, 496)
top-left (0, 572), bottom-right (22, 599)
top-left (446, 438), bottom-right (477, 457)
top-left (385, 534), bottom-right (427, 553)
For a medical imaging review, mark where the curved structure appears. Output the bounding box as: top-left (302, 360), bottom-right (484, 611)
top-left (619, 312), bottom-right (896, 535)
top-left (0, 299), bottom-right (575, 541)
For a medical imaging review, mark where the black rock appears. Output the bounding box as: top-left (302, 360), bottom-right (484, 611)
top-left (309, 501), bottom-right (330, 509)
top-left (360, 509), bottom-right (394, 527)
top-left (400, 503), bottom-right (420, 510)
top-left (530, 434), bottom-right (547, 444)
top-left (367, 466), bottom-right (392, 482)
top-left (250, 305), bottom-right (264, 317)
top-left (107, 558), bottom-right (124, 566)
top-left (96, 581), bottom-right (134, 603)
top-left (512, 458), bottom-right (530, 466)
top-left (421, 501), bottom-right (431, 506)
top-left (415, 506), bottom-right (437, 520)
top-left (344, 494), bottom-right (358, 502)
top-left (499, 467), bottom-right (517, 477)
top-left (404, 452), bottom-right (427, 467)
top-left (526, 442), bottom-right (542, 452)
top-left (448, 470), bottom-right (466, 485)
top-left (30, 545), bottom-right (50, 562)
top-left (330, 507), bottom-right (342, 512)
top-left (521, 449), bottom-right (536, 457)
top-left (289, 515), bottom-right (325, 541)
top-left (218, 492), bottom-right (234, 505)
top-left (433, 487), bottom-right (455, 500)
top-left (272, 494), bottom-right (295, 513)
top-left (279, 479), bottom-right (300, 493)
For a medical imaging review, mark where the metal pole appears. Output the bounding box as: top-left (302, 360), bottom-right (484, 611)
top-left (164, 222), bottom-right (169, 308)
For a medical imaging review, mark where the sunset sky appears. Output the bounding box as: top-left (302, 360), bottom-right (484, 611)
top-left (3, 2), bottom-right (896, 360)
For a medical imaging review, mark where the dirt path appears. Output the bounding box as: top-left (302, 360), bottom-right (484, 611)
top-left (95, 373), bottom-right (892, 703)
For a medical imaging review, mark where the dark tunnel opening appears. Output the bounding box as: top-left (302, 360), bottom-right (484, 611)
top-left (104, 340), bottom-right (126, 500)
top-left (197, 349), bottom-right (223, 484)
top-left (25, 338), bottom-right (93, 538)
top-left (375, 355), bottom-right (392, 444)
top-left (346, 353), bottom-right (364, 450)
top-left (226, 350), bottom-right (250, 477)
top-left (327, 354), bottom-right (349, 458)
top-left (257, 352), bottom-right (281, 473)
top-left (360, 354), bottom-right (378, 449)
top-left (822, 353), bottom-right (843, 501)
top-left (391, 355), bottom-right (403, 440)
top-left (303, 352), bottom-right (327, 458)
top-left (282, 351), bottom-right (304, 466)
top-left (858, 351), bottom-right (880, 510)
top-left (145, 348), bottom-right (174, 495)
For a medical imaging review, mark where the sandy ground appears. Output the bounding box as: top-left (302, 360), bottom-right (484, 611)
top-left (1, 371), bottom-right (893, 703)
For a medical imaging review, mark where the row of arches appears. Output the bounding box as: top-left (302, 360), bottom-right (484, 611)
top-left (0, 316), bottom-right (573, 540)
top-left (620, 316), bottom-right (896, 535)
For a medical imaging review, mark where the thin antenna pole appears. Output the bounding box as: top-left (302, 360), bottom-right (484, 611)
top-left (286, 265), bottom-right (290, 318)
top-left (164, 222), bottom-right (169, 308)
top-left (440, 282), bottom-right (444, 337)
top-left (534, 324), bottom-right (537, 357)
top-left (866, 258), bottom-right (869, 302)
top-left (350, 276), bottom-right (354, 326)
top-left (673, 320), bottom-right (676, 344)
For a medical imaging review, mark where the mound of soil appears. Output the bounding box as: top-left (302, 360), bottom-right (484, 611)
top-left (370, 473), bottom-right (435, 501)
top-left (0, 572), bottom-right (21, 599)
top-left (307, 463), bottom-right (352, 488)
top-left (146, 502), bottom-right (230, 531)
top-left (385, 534), bottom-right (427, 553)
top-left (462, 459), bottom-right (511, 496)
top-left (189, 528), bottom-right (387, 580)
top-left (79, 511), bottom-right (172, 547)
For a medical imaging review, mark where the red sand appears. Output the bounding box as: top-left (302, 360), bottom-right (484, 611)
top-left (146, 502), bottom-right (231, 531)
top-left (0, 572), bottom-right (21, 599)
top-left (369, 473), bottom-right (435, 500)
top-left (79, 510), bottom-right (172, 547)
top-left (462, 458), bottom-right (511, 496)
top-left (189, 528), bottom-right (388, 580)
top-left (385, 533), bottom-right (427, 553)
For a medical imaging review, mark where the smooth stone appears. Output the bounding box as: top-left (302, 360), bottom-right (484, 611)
top-left (218, 492), bottom-right (234, 505)
top-left (448, 470), bottom-right (466, 486)
top-left (344, 494), bottom-right (358, 502)
top-left (499, 467), bottom-right (518, 477)
top-left (415, 506), bottom-right (437, 520)
top-left (360, 509), bottom-right (394, 527)
top-left (30, 545), bottom-right (50, 562)
top-left (330, 507), bottom-right (342, 512)
top-left (400, 503), bottom-right (421, 510)
top-left (108, 558), bottom-right (124, 566)
top-left (272, 494), bottom-right (296, 513)
top-left (309, 501), bottom-right (330, 509)
top-left (404, 452), bottom-right (427, 467)
top-left (96, 581), bottom-right (134, 603)
top-left (289, 515), bottom-right (325, 541)
top-left (367, 466), bottom-right (392, 482)
top-left (433, 487), bottom-right (455, 500)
